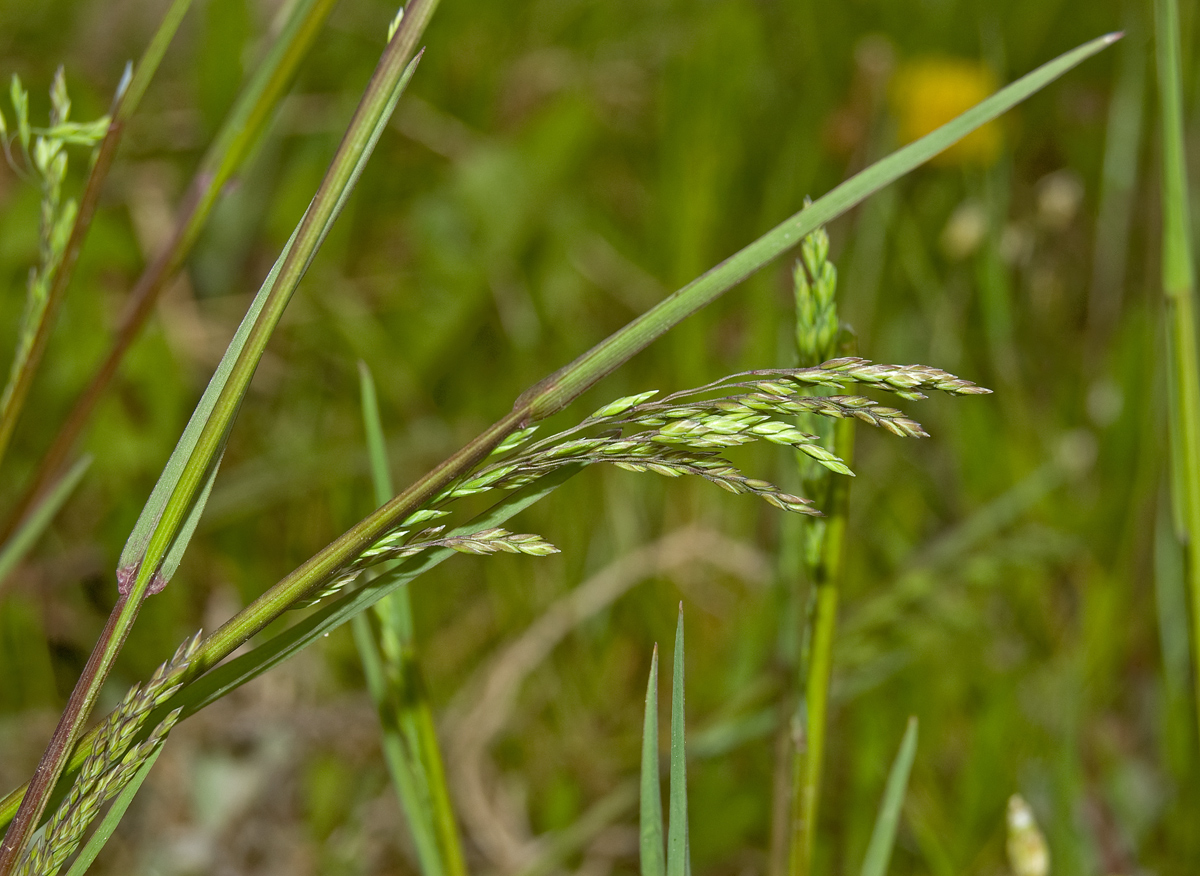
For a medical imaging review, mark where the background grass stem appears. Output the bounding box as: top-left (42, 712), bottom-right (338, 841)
top-left (1154, 0), bottom-right (1200, 750)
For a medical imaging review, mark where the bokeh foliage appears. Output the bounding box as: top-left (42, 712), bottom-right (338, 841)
top-left (0, 0), bottom-right (1188, 873)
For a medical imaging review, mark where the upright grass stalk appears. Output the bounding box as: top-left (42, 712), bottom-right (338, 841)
top-left (0, 31), bottom-right (1116, 836)
top-left (0, 5), bottom-right (436, 869)
top-left (0, 0), bottom-right (339, 541)
top-left (352, 362), bottom-right (466, 876)
top-left (0, 0), bottom-right (195, 475)
top-left (790, 413), bottom-right (854, 876)
top-left (1153, 0), bottom-right (1200, 749)
top-left (785, 225), bottom-right (856, 876)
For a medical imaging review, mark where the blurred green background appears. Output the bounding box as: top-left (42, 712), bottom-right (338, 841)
top-left (0, 0), bottom-right (1192, 873)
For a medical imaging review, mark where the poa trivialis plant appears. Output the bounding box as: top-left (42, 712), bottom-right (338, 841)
top-left (0, 7), bottom-right (1120, 872)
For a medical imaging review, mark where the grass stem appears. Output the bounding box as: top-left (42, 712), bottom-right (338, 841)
top-left (1154, 0), bottom-right (1200, 750)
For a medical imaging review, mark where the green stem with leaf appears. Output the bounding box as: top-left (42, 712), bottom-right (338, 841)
top-left (790, 414), bottom-right (855, 876)
top-left (0, 30), bottom-right (1117, 837)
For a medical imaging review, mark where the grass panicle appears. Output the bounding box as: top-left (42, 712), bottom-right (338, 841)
top-left (0, 71), bottom-right (108, 470)
top-left (0, 31), bottom-right (1113, 853)
top-left (12, 635), bottom-right (199, 876)
top-left (787, 224), bottom-right (857, 876)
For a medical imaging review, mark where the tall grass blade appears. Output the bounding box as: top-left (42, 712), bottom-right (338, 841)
top-left (353, 361), bottom-right (465, 876)
top-left (1153, 0), bottom-right (1200, 746)
top-left (119, 45), bottom-right (425, 599)
top-left (0, 455), bottom-right (90, 591)
top-left (858, 717), bottom-right (918, 876)
top-left (667, 607), bottom-right (690, 876)
top-left (519, 32), bottom-right (1120, 419)
top-left (640, 645), bottom-right (665, 876)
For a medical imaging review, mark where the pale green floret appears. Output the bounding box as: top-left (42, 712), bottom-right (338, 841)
top-left (587, 390), bottom-right (659, 420)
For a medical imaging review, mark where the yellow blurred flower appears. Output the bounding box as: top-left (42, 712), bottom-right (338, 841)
top-left (891, 57), bottom-right (1002, 166)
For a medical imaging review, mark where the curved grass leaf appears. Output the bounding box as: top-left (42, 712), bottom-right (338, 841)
top-left (858, 717), bottom-right (918, 876)
top-left (0, 454), bottom-right (90, 590)
top-left (640, 645), bottom-right (665, 876)
top-left (353, 361), bottom-right (465, 876)
top-left (667, 607), bottom-right (690, 876)
top-left (520, 32), bottom-right (1120, 419)
top-left (119, 45), bottom-right (426, 598)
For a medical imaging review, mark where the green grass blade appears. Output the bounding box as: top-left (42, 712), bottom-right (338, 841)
top-left (359, 361), bottom-right (396, 503)
top-left (351, 614), bottom-right (445, 875)
top-left (0, 454), bottom-right (90, 590)
top-left (666, 607), bottom-right (689, 876)
top-left (641, 644), bottom-right (665, 876)
top-left (61, 745), bottom-right (164, 876)
top-left (354, 361), bottom-right (465, 876)
top-left (120, 39), bottom-right (427, 600)
top-left (859, 717), bottom-right (919, 876)
top-left (1154, 0), bottom-right (1200, 748)
top-left (519, 32), bottom-right (1119, 421)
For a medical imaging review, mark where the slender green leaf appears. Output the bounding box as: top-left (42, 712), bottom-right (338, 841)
top-left (359, 360), bottom-right (396, 503)
top-left (666, 607), bottom-right (689, 876)
top-left (1155, 0), bottom-right (1200, 747)
top-left (0, 454), bottom-right (90, 589)
top-left (61, 745), bottom-right (164, 876)
top-left (859, 717), bottom-right (919, 876)
top-left (119, 47), bottom-right (425, 598)
top-left (640, 645), bottom-right (665, 876)
top-left (353, 361), bottom-right (465, 876)
top-left (520, 32), bottom-right (1120, 420)
top-left (351, 615), bottom-right (445, 875)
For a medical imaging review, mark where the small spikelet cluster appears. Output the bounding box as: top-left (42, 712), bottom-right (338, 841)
top-left (14, 634), bottom-right (200, 876)
top-left (294, 527), bottom-right (560, 608)
top-left (0, 70), bottom-right (109, 427)
top-left (793, 219), bottom-right (839, 368)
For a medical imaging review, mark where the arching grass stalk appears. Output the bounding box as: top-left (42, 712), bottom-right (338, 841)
top-left (0, 31), bottom-right (1115, 839)
top-left (1153, 0), bottom-right (1200, 750)
top-left (0, 0), bottom-right (339, 541)
top-left (0, 0), bottom-right (195, 475)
